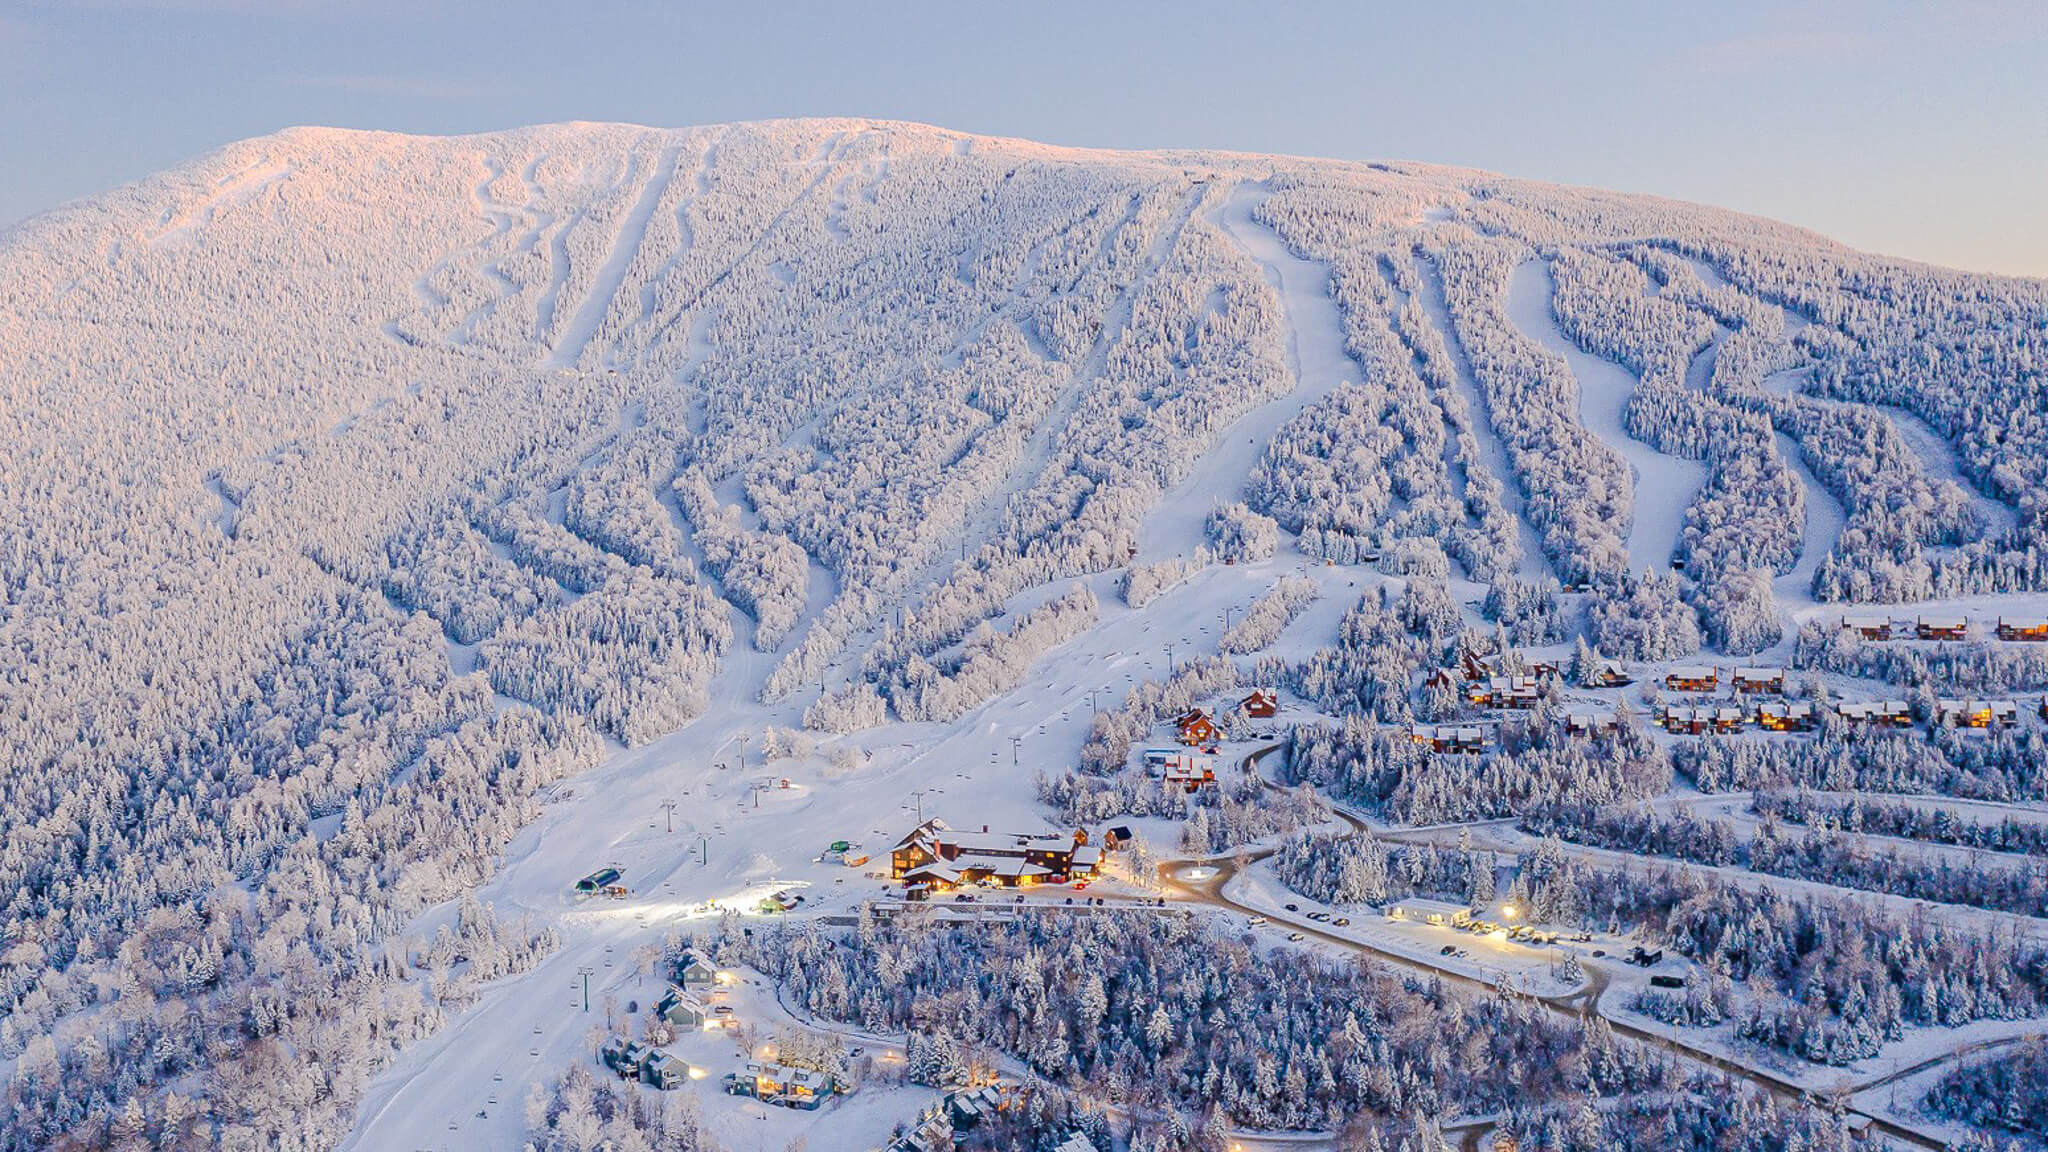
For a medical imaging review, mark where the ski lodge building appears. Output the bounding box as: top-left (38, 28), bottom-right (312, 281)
top-left (889, 819), bottom-right (1101, 891)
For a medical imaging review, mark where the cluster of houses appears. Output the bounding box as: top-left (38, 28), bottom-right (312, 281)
top-left (598, 1034), bottom-right (693, 1090)
top-left (722, 1059), bottom-right (845, 1109)
top-left (887, 1083), bottom-right (1014, 1152)
top-left (1660, 704), bottom-right (1780, 735)
top-left (1426, 648), bottom-right (1633, 716)
top-left (1168, 689), bottom-right (1280, 751)
top-left (1833, 700), bottom-right (1914, 727)
top-left (1934, 698), bottom-right (2023, 728)
top-left (888, 818), bottom-right (1104, 894)
top-left (1660, 665), bottom-right (1789, 695)
top-left (1408, 724), bottom-right (1488, 754)
top-left (1842, 613), bottom-right (2048, 643)
top-left (1652, 695), bottom-right (2032, 736)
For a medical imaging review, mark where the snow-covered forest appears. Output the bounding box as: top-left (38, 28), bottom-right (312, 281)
top-left (4, 114), bottom-right (2047, 1149)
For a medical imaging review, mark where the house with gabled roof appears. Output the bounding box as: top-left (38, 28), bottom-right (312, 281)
top-left (1997, 616), bottom-right (2048, 641)
top-left (1174, 708), bottom-right (1221, 747)
top-left (657, 985), bottom-right (709, 1030)
top-left (891, 817), bottom-right (1099, 889)
top-left (1665, 665), bottom-right (1717, 693)
top-left (1917, 614), bottom-right (1969, 641)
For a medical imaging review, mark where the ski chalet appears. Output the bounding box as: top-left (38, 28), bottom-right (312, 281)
top-left (890, 818), bottom-right (1101, 891)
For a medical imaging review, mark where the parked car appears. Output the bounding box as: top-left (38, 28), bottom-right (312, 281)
top-left (1308, 911), bottom-right (1330, 922)
top-left (1285, 903), bottom-right (1300, 912)
top-left (1650, 974), bottom-right (1687, 990)
top-left (1247, 915), bottom-right (1267, 926)
top-left (1333, 917), bottom-right (1351, 927)
top-left (1287, 932), bottom-right (1305, 942)
top-left (1440, 945), bottom-right (1458, 956)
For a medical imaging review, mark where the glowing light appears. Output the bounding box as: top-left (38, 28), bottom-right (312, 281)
top-left (1501, 905), bottom-right (1518, 920)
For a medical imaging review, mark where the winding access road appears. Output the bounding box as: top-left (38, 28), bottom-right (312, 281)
top-left (1151, 743), bottom-right (1950, 1152)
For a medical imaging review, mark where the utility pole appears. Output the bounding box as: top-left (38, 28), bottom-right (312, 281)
top-left (697, 834), bottom-right (710, 866)
top-left (659, 799), bottom-right (677, 835)
top-left (1010, 736), bottom-right (1021, 770)
top-left (575, 966), bottom-right (594, 1013)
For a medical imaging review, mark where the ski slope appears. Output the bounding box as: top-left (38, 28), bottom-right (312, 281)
top-left (14, 117), bottom-right (2048, 1152)
top-left (343, 519), bottom-right (1376, 1151)
top-left (1133, 180), bottom-right (1358, 560)
top-left (1506, 258), bottom-right (1707, 575)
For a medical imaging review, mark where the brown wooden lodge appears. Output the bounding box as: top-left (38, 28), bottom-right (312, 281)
top-left (890, 819), bottom-right (1102, 892)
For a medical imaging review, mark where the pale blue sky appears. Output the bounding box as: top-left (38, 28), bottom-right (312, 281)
top-left (3, 0), bottom-right (2044, 276)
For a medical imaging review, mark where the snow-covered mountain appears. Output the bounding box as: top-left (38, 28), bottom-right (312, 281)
top-left (4, 118), bottom-right (2046, 1149)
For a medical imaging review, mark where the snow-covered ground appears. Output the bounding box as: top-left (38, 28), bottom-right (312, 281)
top-left (1506, 258), bottom-right (1707, 575)
top-left (1131, 180), bottom-right (1355, 559)
top-left (1881, 403), bottom-right (2020, 540)
top-left (1408, 253), bottom-right (1554, 582)
top-left (344, 506), bottom-right (1380, 1151)
top-left (1226, 859), bottom-right (1587, 998)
